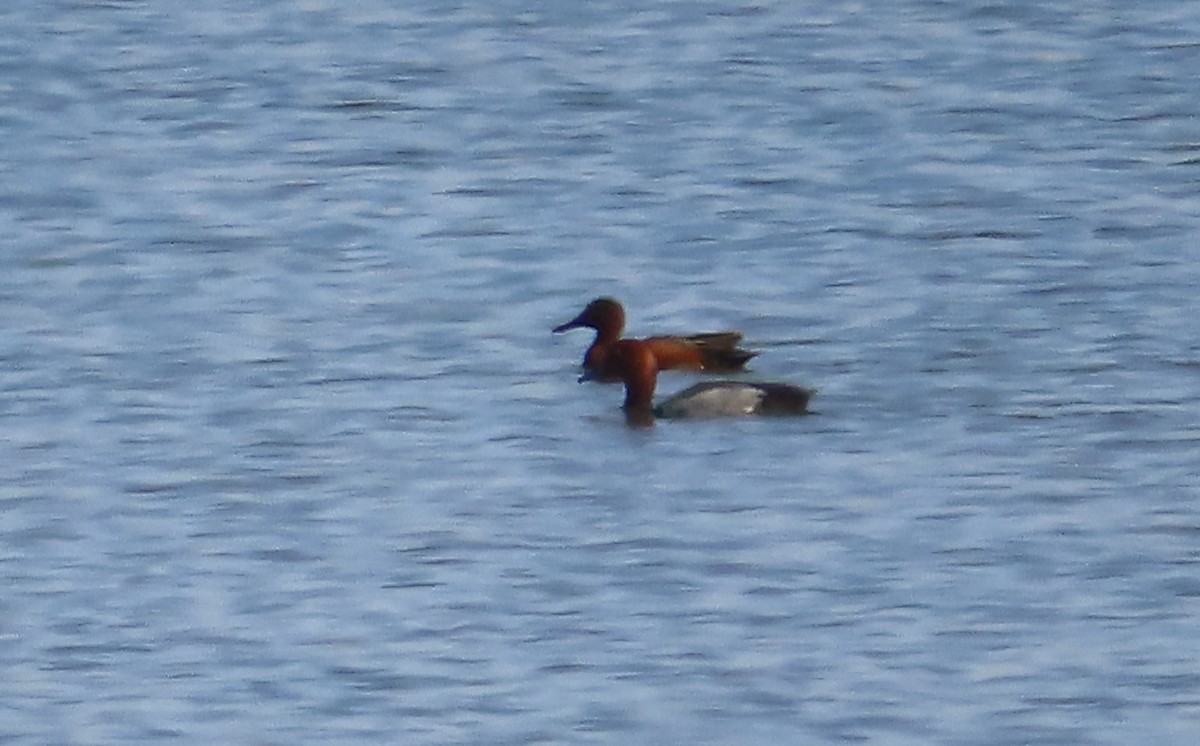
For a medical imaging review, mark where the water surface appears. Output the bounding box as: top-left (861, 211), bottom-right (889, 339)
top-left (3, 2), bottom-right (1199, 744)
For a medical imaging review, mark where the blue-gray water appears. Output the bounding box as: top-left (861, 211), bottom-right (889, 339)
top-left (3, 2), bottom-right (1200, 744)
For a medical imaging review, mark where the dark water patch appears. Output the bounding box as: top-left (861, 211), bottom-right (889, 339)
top-left (250, 548), bottom-right (319, 564)
top-left (326, 98), bottom-right (424, 113)
top-left (550, 85), bottom-right (625, 111)
top-left (1093, 222), bottom-right (1188, 239)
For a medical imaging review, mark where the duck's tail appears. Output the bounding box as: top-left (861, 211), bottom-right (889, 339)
top-left (684, 332), bottom-right (758, 372)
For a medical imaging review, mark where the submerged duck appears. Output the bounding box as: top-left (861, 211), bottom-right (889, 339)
top-left (553, 297), bottom-right (757, 381)
top-left (597, 339), bottom-right (815, 426)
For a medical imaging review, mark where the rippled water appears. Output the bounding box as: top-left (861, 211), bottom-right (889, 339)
top-left (3, 1), bottom-right (1200, 744)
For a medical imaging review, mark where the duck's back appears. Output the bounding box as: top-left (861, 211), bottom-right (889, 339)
top-left (654, 381), bottom-right (814, 418)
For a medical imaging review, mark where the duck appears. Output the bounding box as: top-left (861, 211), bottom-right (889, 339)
top-left (596, 339), bottom-right (815, 426)
top-left (553, 297), bottom-right (757, 382)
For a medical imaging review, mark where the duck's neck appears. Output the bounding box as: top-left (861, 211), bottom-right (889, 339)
top-left (622, 361), bottom-right (657, 414)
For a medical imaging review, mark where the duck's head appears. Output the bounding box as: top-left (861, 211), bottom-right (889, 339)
top-left (552, 297), bottom-right (626, 336)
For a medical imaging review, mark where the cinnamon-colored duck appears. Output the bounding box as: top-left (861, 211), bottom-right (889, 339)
top-left (597, 339), bottom-right (814, 426)
top-left (553, 297), bottom-right (756, 382)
